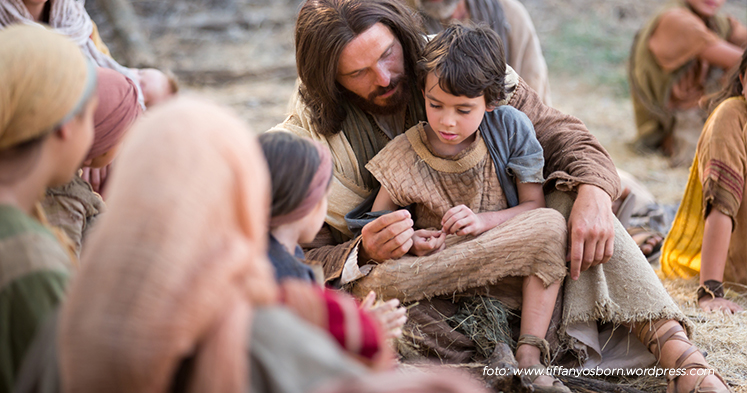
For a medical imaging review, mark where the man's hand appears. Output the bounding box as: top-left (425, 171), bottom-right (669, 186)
top-left (441, 205), bottom-right (485, 236)
top-left (409, 229), bottom-right (446, 256)
top-left (360, 210), bottom-right (414, 263)
top-left (567, 184), bottom-right (615, 280)
top-left (699, 297), bottom-right (744, 315)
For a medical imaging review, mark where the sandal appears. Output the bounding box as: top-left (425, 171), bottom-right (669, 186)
top-left (628, 226), bottom-right (664, 264)
top-left (637, 321), bottom-right (733, 393)
top-left (516, 334), bottom-right (571, 393)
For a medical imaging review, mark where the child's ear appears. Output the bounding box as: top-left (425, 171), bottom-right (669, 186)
top-left (55, 123), bottom-right (72, 141)
top-left (485, 104), bottom-right (496, 112)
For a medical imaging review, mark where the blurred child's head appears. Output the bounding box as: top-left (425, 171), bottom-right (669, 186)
top-left (416, 23), bottom-right (508, 147)
top-left (138, 68), bottom-right (178, 108)
top-left (83, 67), bottom-right (142, 169)
top-left (259, 132), bottom-right (333, 243)
top-left (0, 25), bottom-right (98, 188)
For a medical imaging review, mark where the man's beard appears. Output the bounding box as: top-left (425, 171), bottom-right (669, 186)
top-left (419, 0), bottom-right (461, 21)
top-left (342, 76), bottom-right (410, 116)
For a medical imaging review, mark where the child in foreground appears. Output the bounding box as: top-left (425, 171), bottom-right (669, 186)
top-left (368, 24), bottom-right (568, 392)
top-left (259, 131), bottom-right (407, 360)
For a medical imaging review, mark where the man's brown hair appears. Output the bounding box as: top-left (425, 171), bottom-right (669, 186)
top-left (417, 23), bottom-right (511, 107)
top-left (295, 0), bottom-right (425, 136)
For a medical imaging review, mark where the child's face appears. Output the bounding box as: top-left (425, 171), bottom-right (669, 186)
top-left (686, 0), bottom-right (725, 18)
top-left (138, 68), bottom-right (173, 107)
top-left (299, 193), bottom-right (329, 244)
top-left (423, 72), bottom-right (490, 151)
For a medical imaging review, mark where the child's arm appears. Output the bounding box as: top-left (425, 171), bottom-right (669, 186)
top-left (442, 182), bottom-right (545, 236)
top-left (699, 209), bottom-right (743, 314)
top-left (372, 186), bottom-right (400, 212)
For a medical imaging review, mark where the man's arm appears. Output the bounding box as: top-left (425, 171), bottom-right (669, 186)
top-left (508, 78), bottom-right (621, 199)
top-left (508, 78), bottom-right (621, 276)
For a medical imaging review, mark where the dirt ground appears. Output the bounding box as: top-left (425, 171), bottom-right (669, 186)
top-left (88, 0), bottom-right (747, 206)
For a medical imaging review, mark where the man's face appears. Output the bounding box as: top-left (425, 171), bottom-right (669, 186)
top-left (336, 23), bottom-right (408, 115)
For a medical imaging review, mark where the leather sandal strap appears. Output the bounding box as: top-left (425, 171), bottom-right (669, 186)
top-left (641, 322), bottom-right (685, 359)
top-left (675, 346), bottom-right (700, 369)
top-left (637, 319), bottom-right (671, 354)
top-left (670, 362), bottom-right (733, 393)
top-left (517, 334), bottom-right (551, 366)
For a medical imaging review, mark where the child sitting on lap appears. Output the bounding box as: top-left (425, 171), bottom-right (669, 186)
top-left (367, 23), bottom-right (569, 392)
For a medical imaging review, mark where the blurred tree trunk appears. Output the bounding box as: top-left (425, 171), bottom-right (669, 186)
top-left (95, 0), bottom-right (156, 67)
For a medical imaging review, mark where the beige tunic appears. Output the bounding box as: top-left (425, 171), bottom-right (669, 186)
top-left (353, 123), bottom-right (567, 304)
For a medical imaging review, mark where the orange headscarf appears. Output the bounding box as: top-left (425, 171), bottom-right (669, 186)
top-left (59, 97), bottom-right (277, 393)
top-left (86, 67), bottom-right (142, 161)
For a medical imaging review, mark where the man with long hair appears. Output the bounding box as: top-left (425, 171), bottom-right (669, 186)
top-left (269, 1), bottom-right (732, 391)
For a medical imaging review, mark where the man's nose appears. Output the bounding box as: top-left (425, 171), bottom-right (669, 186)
top-left (373, 63), bottom-right (391, 87)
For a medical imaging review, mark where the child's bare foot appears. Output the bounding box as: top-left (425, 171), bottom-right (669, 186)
top-left (360, 291), bottom-right (407, 339)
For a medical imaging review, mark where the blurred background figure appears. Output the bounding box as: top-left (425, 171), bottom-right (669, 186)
top-left (629, 0), bottom-right (747, 166)
top-left (406, 0), bottom-right (552, 105)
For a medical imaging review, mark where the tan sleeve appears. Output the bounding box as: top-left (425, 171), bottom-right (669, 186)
top-left (303, 225), bottom-right (359, 282)
top-left (507, 78), bottom-right (621, 199)
top-left (697, 98), bottom-right (747, 222)
top-left (728, 16), bottom-right (747, 48)
top-left (648, 8), bottom-right (721, 72)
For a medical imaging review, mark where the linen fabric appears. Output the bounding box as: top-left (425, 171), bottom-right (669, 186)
top-left (41, 174), bottom-right (105, 258)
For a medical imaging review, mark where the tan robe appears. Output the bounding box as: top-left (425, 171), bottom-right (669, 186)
top-left (662, 97), bottom-right (747, 285)
top-left (41, 174), bottom-right (105, 258)
top-left (354, 124), bottom-right (567, 303)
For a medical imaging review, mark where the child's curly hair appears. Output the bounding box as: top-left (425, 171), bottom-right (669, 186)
top-left (417, 22), bottom-right (513, 107)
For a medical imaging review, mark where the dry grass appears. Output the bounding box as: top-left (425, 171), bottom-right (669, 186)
top-left (657, 277), bottom-right (747, 392)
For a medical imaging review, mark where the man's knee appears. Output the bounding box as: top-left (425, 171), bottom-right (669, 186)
top-left (529, 207), bottom-right (567, 245)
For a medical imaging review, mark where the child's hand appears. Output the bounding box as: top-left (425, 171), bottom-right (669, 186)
top-left (442, 205), bottom-right (485, 236)
top-left (360, 291), bottom-right (407, 339)
top-left (699, 297), bottom-right (744, 314)
top-left (408, 229), bottom-right (446, 256)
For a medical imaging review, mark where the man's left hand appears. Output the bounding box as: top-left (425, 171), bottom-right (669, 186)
top-left (567, 184), bottom-right (615, 280)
